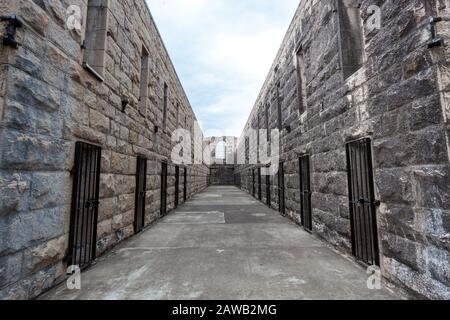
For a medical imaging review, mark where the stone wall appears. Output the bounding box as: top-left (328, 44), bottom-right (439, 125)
top-left (0, 0), bottom-right (208, 299)
top-left (235, 0), bottom-right (450, 299)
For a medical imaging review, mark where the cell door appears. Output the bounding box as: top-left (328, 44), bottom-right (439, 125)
top-left (252, 169), bottom-right (256, 197)
top-left (68, 142), bottom-right (101, 269)
top-left (161, 162), bottom-right (168, 216)
top-left (175, 166), bottom-right (180, 208)
top-left (258, 168), bottom-right (262, 200)
top-left (346, 138), bottom-right (380, 266)
top-left (299, 155), bottom-right (312, 232)
top-left (278, 162), bottom-right (285, 215)
top-left (134, 156), bottom-right (147, 234)
top-left (266, 174), bottom-right (271, 207)
top-left (183, 168), bottom-right (187, 202)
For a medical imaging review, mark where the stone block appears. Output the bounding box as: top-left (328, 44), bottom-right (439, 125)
top-left (122, 210), bottom-right (135, 228)
top-left (97, 219), bottom-right (112, 239)
top-left (29, 172), bottom-right (70, 211)
top-left (118, 193), bottom-right (135, 213)
top-left (0, 172), bottom-right (31, 216)
top-left (23, 236), bottom-right (66, 274)
top-left (9, 68), bottom-right (60, 112)
top-left (98, 197), bottom-right (118, 221)
top-left (375, 168), bottom-right (413, 205)
top-left (0, 206), bottom-right (67, 256)
top-left (3, 98), bottom-right (63, 137)
top-left (412, 128), bottom-right (448, 165)
top-left (112, 214), bottom-right (123, 231)
top-left (18, 0), bottom-right (49, 36)
top-left (0, 251), bottom-right (23, 289)
top-left (428, 247), bottom-right (450, 286)
top-left (101, 171), bottom-right (120, 197)
top-left (313, 172), bottom-right (348, 197)
top-left (90, 109), bottom-right (110, 134)
top-left (0, 130), bottom-right (72, 171)
top-left (381, 233), bottom-right (421, 271)
top-left (413, 166), bottom-right (450, 210)
top-left (111, 151), bottom-right (129, 174)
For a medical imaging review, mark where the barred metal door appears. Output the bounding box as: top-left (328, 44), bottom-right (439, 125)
top-left (258, 168), bottom-right (262, 200)
top-left (134, 156), bottom-right (147, 234)
top-left (278, 162), bottom-right (285, 215)
top-left (161, 162), bottom-right (168, 216)
top-left (266, 175), bottom-right (271, 206)
top-left (175, 166), bottom-right (180, 207)
top-left (68, 142), bottom-right (101, 269)
top-left (183, 168), bottom-right (187, 202)
top-left (346, 138), bottom-right (380, 266)
top-left (299, 155), bottom-right (312, 231)
top-left (252, 169), bottom-right (256, 197)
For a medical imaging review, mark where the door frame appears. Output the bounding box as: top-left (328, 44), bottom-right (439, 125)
top-left (183, 167), bottom-right (188, 202)
top-left (175, 165), bottom-right (180, 208)
top-left (134, 156), bottom-right (147, 234)
top-left (299, 155), bottom-right (313, 232)
top-left (266, 174), bottom-right (271, 207)
top-left (258, 168), bottom-right (262, 200)
top-left (278, 162), bottom-right (285, 215)
top-left (161, 161), bottom-right (168, 216)
top-left (68, 142), bottom-right (102, 269)
top-left (346, 138), bottom-right (380, 266)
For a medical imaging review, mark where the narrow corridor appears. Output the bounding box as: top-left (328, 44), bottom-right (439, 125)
top-left (41, 186), bottom-right (398, 300)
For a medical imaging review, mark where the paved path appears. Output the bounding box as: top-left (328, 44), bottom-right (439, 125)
top-left (41, 186), bottom-right (398, 300)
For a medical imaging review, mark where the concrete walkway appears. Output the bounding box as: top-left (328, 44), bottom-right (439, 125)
top-left (42, 186), bottom-right (398, 300)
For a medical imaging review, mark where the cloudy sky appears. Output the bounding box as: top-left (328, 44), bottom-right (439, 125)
top-left (147, 0), bottom-right (300, 137)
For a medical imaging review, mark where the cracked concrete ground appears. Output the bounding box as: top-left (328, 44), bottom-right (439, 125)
top-left (41, 186), bottom-right (399, 300)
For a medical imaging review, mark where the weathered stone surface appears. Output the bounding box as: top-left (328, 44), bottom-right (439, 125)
top-left (0, 130), bottom-right (72, 171)
top-left (0, 172), bottom-right (30, 216)
top-left (24, 236), bottom-right (66, 274)
top-left (97, 219), bottom-right (112, 239)
top-left (90, 109), bottom-right (110, 134)
top-left (0, 207), bottom-right (66, 256)
top-left (375, 169), bottom-right (414, 205)
top-left (2, 98), bottom-right (63, 137)
top-left (381, 233), bottom-right (421, 272)
top-left (110, 152), bottom-right (129, 174)
top-left (0, 0), bottom-right (209, 300)
top-left (234, 0), bottom-right (450, 299)
top-left (0, 251), bottom-right (23, 289)
top-left (29, 172), bottom-right (70, 211)
top-left (412, 166), bottom-right (450, 210)
top-left (98, 197), bottom-right (118, 221)
top-left (9, 69), bottom-right (60, 112)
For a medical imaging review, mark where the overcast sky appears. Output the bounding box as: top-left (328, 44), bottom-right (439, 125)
top-left (147, 0), bottom-right (300, 137)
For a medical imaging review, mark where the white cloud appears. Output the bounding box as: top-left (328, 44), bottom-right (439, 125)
top-left (148, 0), bottom-right (300, 137)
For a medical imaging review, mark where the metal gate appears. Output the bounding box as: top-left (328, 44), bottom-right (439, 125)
top-left (183, 168), bottom-right (187, 202)
top-left (299, 155), bottom-right (312, 231)
top-left (278, 162), bottom-right (285, 215)
top-left (258, 168), bottom-right (262, 200)
top-left (266, 174), bottom-right (271, 206)
top-left (68, 142), bottom-right (101, 269)
top-left (175, 166), bottom-right (180, 208)
top-left (161, 162), bottom-right (168, 216)
top-left (134, 156), bottom-right (147, 234)
top-left (252, 169), bottom-right (256, 197)
top-left (346, 138), bottom-right (380, 266)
